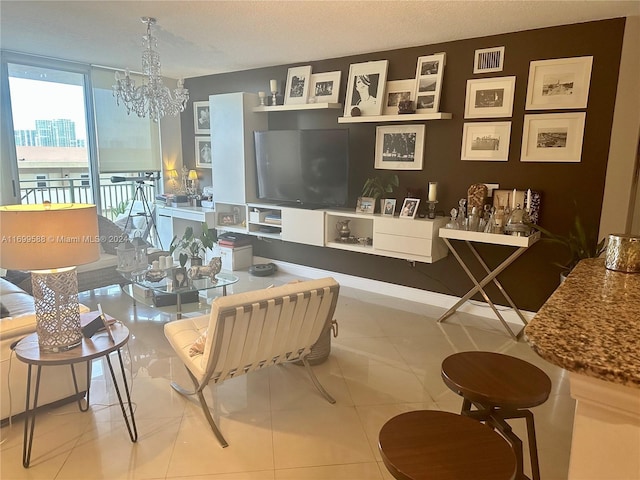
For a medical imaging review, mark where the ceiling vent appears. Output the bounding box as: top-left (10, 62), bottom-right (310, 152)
top-left (474, 46), bottom-right (505, 74)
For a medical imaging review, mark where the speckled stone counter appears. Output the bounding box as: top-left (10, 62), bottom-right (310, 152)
top-left (525, 257), bottom-right (640, 388)
top-left (525, 258), bottom-right (640, 479)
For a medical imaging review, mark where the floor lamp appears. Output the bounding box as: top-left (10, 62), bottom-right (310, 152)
top-left (0, 203), bottom-right (100, 352)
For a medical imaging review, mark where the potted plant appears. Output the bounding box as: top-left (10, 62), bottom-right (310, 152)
top-left (361, 173), bottom-right (399, 212)
top-left (532, 215), bottom-right (606, 279)
top-left (169, 222), bottom-right (217, 268)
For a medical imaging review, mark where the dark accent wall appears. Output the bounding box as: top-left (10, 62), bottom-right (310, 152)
top-left (181, 18), bottom-right (625, 311)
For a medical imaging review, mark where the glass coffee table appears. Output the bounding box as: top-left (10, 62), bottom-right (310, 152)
top-left (120, 269), bottom-right (239, 319)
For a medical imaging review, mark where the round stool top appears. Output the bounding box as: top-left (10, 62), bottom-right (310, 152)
top-left (379, 410), bottom-right (516, 480)
top-left (441, 351), bottom-right (552, 409)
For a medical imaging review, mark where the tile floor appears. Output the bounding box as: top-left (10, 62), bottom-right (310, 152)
top-left (0, 270), bottom-right (574, 479)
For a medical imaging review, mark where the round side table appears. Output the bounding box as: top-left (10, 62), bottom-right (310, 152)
top-left (14, 323), bottom-right (137, 468)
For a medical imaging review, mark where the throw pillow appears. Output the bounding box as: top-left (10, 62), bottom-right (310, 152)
top-left (0, 302), bottom-right (10, 318)
top-left (189, 329), bottom-right (207, 357)
top-left (97, 215), bottom-right (127, 255)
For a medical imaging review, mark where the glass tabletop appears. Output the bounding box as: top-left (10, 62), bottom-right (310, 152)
top-left (119, 268), bottom-right (239, 295)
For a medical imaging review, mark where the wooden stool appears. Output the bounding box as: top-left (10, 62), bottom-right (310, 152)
top-left (379, 410), bottom-right (516, 480)
top-left (441, 351), bottom-right (552, 480)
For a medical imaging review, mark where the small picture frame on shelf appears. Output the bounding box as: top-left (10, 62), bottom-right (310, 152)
top-left (309, 71), bottom-right (341, 103)
top-left (217, 212), bottom-right (239, 226)
top-left (464, 76), bottom-right (516, 118)
top-left (195, 137), bottom-right (212, 167)
top-left (343, 60), bottom-right (388, 117)
top-left (414, 53), bottom-right (446, 113)
top-left (285, 65), bottom-right (312, 105)
top-left (193, 101), bottom-right (210, 134)
top-left (399, 198), bottom-right (420, 219)
top-left (383, 79), bottom-right (415, 115)
top-left (382, 199), bottom-right (396, 216)
top-left (356, 196), bottom-right (375, 214)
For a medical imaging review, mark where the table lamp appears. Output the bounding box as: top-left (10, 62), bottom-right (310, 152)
top-left (188, 169), bottom-right (198, 195)
top-left (167, 169), bottom-right (179, 193)
top-left (0, 203), bottom-right (100, 352)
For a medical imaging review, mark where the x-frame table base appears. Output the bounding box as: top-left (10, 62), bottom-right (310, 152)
top-left (437, 231), bottom-right (540, 340)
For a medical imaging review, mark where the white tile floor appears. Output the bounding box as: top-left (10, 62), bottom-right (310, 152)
top-left (0, 270), bottom-right (574, 479)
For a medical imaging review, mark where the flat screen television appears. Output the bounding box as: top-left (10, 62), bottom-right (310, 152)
top-left (254, 129), bottom-right (349, 208)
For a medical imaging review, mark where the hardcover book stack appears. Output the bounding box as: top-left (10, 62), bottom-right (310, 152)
top-left (217, 233), bottom-right (252, 249)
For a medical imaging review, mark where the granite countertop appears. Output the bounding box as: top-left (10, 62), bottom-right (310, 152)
top-left (525, 258), bottom-right (640, 388)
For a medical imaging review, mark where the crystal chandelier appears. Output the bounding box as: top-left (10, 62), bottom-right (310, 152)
top-left (113, 17), bottom-right (189, 123)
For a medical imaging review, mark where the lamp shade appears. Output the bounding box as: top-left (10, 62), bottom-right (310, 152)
top-left (188, 170), bottom-right (198, 180)
top-left (167, 169), bottom-right (178, 179)
top-left (0, 203), bottom-right (100, 271)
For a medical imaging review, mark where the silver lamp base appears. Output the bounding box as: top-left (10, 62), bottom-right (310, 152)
top-left (31, 267), bottom-right (82, 352)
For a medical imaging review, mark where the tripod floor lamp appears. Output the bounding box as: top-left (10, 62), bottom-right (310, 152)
top-left (0, 203), bottom-right (100, 352)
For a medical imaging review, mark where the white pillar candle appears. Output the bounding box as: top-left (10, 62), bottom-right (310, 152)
top-left (428, 182), bottom-right (438, 202)
top-left (526, 189), bottom-right (532, 211)
top-left (512, 189), bottom-right (517, 209)
top-left (164, 256), bottom-right (173, 268)
top-left (270, 79), bottom-right (278, 93)
top-left (152, 260), bottom-right (159, 270)
top-left (158, 256), bottom-right (166, 270)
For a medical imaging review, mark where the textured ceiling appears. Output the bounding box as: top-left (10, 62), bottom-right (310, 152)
top-left (1, 1), bottom-right (639, 79)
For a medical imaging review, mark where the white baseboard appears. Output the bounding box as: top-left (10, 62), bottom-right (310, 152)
top-left (254, 256), bottom-right (536, 328)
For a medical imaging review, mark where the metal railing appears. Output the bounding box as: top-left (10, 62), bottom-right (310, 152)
top-left (19, 176), bottom-right (156, 220)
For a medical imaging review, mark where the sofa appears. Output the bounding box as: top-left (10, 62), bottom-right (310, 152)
top-left (0, 277), bottom-right (89, 423)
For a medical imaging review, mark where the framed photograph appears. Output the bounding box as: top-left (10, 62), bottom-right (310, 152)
top-left (217, 212), bottom-right (239, 226)
top-left (195, 137), bottom-right (212, 167)
top-left (474, 46), bottom-right (505, 74)
top-left (461, 122), bottom-right (512, 161)
top-left (375, 125), bottom-right (425, 170)
top-left (309, 71), bottom-right (341, 103)
top-left (399, 198), bottom-right (420, 219)
top-left (414, 53), bottom-right (446, 113)
top-left (356, 196), bottom-right (375, 214)
top-left (464, 76), bottom-right (516, 118)
top-left (521, 113), bottom-right (586, 162)
top-left (383, 79), bottom-right (415, 115)
top-left (193, 101), bottom-right (210, 134)
top-left (343, 60), bottom-right (388, 117)
top-left (525, 56), bottom-right (593, 110)
top-left (173, 267), bottom-right (188, 289)
top-left (285, 65), bottom-right (312, 105)
top-left (382, 199), bottom-right (397, 216)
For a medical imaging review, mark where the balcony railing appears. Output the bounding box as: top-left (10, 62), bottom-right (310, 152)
top-left (19, 176), bottom-right (156, 220)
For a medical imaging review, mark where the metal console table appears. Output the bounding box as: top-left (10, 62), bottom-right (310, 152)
top-left (437, 228), bottom-right (540, 340)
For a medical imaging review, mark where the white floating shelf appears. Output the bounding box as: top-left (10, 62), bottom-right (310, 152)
top-left (253, 103), bottom-right (342, 113)
top-left (338, 112), bottom-right (453, 123)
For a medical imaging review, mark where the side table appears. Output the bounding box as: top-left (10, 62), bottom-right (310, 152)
top-left (437, 229), bottom-right (540, 340)
top-left (14, 323), bottom-right (137, 468)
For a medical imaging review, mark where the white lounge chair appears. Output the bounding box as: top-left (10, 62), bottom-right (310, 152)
top-left (164, 277), bottom-right (340, 447)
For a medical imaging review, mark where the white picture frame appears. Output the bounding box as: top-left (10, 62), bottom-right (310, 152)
top-left (343, 60), bottom-right (388, 117)
top-left (382, 199), bottom-right (397, 216)
top-left (284, 65), bottom-right (312, 105)
top-left (474, 46), bottom-right (505, 74)
top-left (375, 125), bottom-right (425, 170)
top-left (399, 198), bottom-right (420, 219)
top-left (193, 101), bottom-right (210, 134)
top-left (414, 53), bottom-right (446, 113)
top-left (356, 196), bottom-right (375, 215)
top-left (195, 137), bottom-right (212, 167)
top-left (464, 76), bottom-right (516, 118)
top-left (461, 122), bottom-right (512, 161)
top-left (525, 56), bottom-right (593, 110)
top-left (383, 79), bottom-right (415, 115)
top-left (309, 71), bottom-right (341, 104)
top-left (520, 113), bottom-right (586, 162)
